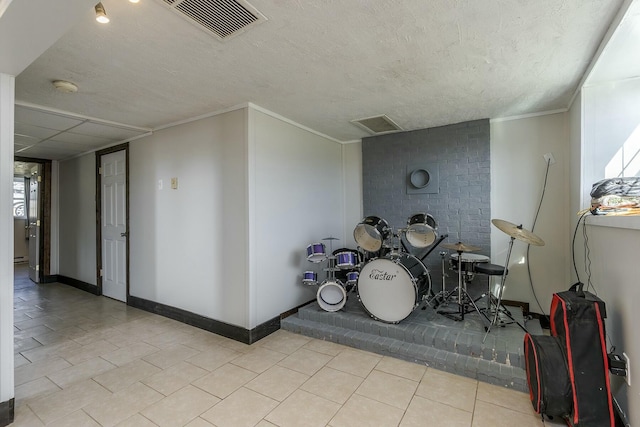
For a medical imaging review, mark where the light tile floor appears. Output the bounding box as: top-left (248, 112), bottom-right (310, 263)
top-left (11, 265), bottom-right (565, 426)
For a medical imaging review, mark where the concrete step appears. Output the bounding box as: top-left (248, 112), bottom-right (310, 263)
top-left (281, 297), bottom-right (541, 392)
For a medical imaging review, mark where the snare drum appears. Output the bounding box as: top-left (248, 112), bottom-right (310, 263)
top-left (449, 253), bottom-right (490, 277)
top-left (317, 280), bottom-right (347, 312)
top-left (306, 243), bottom-right (327, 263)
top-left (357, 253), bottom-right (431, 323)
top-left (302, 271), bottom-right (318, 286)
top-left (405, 213), bottom-right (438, 248)
top-left (353, 216), bottom-right (390, 252)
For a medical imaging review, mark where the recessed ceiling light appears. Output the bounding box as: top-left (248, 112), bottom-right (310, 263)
top-left (129, 0), bottom-right (140, 3)
top-left (95, 2), bottom-right (109, 23)
top-left (52, 80), bottom-right (78, 93)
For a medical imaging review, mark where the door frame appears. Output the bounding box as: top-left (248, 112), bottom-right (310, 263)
top-left (14, 156), bottom-right (52, 283)
top-left (95, 143), bottom-right (130, 301)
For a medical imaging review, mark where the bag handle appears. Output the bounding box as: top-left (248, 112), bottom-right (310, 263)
top-left (568, 281), bottom-right (585, 297)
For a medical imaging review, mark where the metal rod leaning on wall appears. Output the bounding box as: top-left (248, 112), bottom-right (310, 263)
top-left (420, 234), bottom-right (448, 263)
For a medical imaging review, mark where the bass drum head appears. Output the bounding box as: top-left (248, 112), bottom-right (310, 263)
top-left (357, 256), bottom-right (428, 323)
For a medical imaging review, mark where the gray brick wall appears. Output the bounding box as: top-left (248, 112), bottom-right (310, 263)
top-left (361, 119), bottom-right (491, 288)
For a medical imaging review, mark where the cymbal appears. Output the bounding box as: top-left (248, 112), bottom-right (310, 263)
top-left (491, 219), bottom-right (545, 246)
top-left (322, 236), bottom-right (339, 240)
top-left (442, 242), bottom-right (481, 252)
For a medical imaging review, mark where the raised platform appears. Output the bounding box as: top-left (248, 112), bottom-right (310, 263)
top-left (281, 293), bottom-right (542, 392)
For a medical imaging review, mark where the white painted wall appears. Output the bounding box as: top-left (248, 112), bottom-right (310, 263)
top-left (580, 220), bottom-right (638, 424)
top-left (0, 72), bottom-right (14, 405)
top-left (342, 141), bottom-right (363, 248)
top-left (569, 84), bottom-right (640, 424)
top-left (490, 113), bottom-right (570, 314)
top-left (249, 108), bottom-right (344, 327)
top-left (58, 154), bottom-right (96, 285)
top-left (130, 109), bottom-right (249, 327)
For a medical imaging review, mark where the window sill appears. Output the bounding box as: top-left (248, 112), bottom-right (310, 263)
top-left (586, 214), bottom-right (640, 230)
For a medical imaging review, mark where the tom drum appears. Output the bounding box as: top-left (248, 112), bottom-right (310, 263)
top-left (405, 213), bottom-right (438, 248)
top-left (353, 216), bottom-right (390, 252)
top-left (306, 243), bottom-right (327, 263)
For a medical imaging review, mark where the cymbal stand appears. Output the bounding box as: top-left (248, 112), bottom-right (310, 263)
top-left (482, 236), bottom-right (528, 342)
top-left (438, 249), bottom-right (487, 323)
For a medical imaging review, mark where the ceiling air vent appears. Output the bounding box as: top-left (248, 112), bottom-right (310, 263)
top-left (350, 115), bottom-right (403, 135)
top-left (161, 0), bottom-right (266, 40)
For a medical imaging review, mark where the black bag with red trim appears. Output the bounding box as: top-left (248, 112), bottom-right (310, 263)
top-left (550, 284), bottom-right (615, 427)
top-left (524, 333), bottom-right (572, 418)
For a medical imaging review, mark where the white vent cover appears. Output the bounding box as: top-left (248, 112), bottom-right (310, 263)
top-left (161, 0), bottom-right (266, 40)
top-left (350, 115), bottom-right (403, 135)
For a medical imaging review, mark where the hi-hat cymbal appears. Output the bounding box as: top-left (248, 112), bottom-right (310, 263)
top-left (442, 242), bottom-right (481, 252)
top-left (322, 236), bottom-right (339, 240)
top-left (491, 219), bottom-right (545, 246)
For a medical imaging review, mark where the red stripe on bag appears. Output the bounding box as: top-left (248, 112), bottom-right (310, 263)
top-left (594, 303), bottom-right (615, 427)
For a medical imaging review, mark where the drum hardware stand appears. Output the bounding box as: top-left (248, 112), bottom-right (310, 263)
top-left (482, 236), bottom-right (527, 341)
top-left (483, 220), bottom-right (544, 342)
top-left (321, 236), bottom-right (340, 282)
top-left (437, 248), bottom-right (488, 323)
top-left (424, 250), bottom-right (454, 309)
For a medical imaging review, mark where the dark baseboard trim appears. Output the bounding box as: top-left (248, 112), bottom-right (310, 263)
top-left (128, 295), bottom-right (280, 344)
top-left (42, 274), bottom-right (59, 283)
top-left (501, 299), bottom-right (529, 314)
top-left (280, 299), bottom-right (315, 319)
top-left (57, 275), bottom-right (100, 296)
top-left (0, 398), bottom-right (14, 427)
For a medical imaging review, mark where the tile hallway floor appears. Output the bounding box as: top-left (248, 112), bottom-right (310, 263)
top-left (11, 265), bottom-right (565, 426)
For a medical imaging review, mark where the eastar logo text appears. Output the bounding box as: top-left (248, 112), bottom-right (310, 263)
top-left (369, 269), bottom-right (396, 281)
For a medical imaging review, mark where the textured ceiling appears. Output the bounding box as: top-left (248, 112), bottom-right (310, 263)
top-left (12, 0), bottom-right (626, 157)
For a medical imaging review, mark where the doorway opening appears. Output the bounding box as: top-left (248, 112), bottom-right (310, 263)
top-left (14, 157), bottom-right (52, 283)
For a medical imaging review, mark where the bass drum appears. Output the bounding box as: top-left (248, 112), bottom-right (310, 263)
top-left (357, 253), bottom-right (431, 323)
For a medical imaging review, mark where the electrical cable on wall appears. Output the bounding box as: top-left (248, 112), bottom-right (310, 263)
top-left (571, 211), bottom-right (589, 284)
top-left (582, 216), bottom-right (596, 295)
top-left (526, 158), bottom-right (551, 315)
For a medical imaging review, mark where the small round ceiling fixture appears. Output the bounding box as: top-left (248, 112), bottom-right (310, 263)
top-left (52, 80), bottom-right (78, 93)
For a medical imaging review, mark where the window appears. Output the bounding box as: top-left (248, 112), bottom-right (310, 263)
top-left (13, 177), bottom-right (26, 218)
top-left (605, 124), bottom-right (640, 178)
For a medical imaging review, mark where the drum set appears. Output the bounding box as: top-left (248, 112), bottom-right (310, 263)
top-left (300, 213), bottom-right (545, 334)
top-left (303, 213), bottom-right (441, 323)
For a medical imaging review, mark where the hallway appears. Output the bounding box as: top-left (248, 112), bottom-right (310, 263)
top-left (11, 264), bottom-right (555, 426)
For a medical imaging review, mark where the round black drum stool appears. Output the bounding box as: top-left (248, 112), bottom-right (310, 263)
top-left (474, 263), bottom-right (508, 315)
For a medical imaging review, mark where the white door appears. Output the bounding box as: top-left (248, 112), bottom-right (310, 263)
top-left (28, 165), bottom-right (41, 283)
top-left (101, 150), bottom-right (127, 302)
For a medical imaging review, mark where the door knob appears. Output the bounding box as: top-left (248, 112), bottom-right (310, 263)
top-left (120, 232), bottom-right (128, 237)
